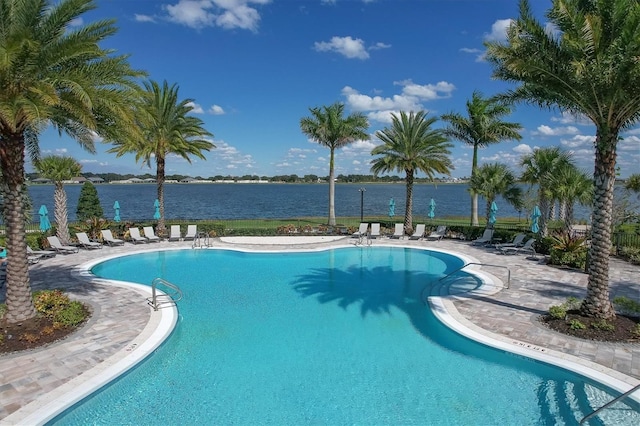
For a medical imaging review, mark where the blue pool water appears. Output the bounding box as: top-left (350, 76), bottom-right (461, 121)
top-left (52, 247), bottom-right (639, 425)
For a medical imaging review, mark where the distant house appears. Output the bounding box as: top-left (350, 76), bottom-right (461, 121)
top-left (88, 177), bottom-right (105, 183)
top-left (31, 178), bottom-right (52, 184)
top-left (180, 177), bottom-right (195, 183)
top-left (69, 176), bottom-right (87, 184)
top-left (143, 178), bottom-right (156, 183)
top-left (128, 178), bottom-right (144, 183)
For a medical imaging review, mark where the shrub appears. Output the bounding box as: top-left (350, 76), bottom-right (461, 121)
top-left (569, 319), bottom-right (586, 330)
top-left (33, 290), bottom-right (89, 328)
top-left (632, 324), bottom-right (640, 338)
top-left (592, 320), bottom-right (615, 331)
top-left (618, 246), bottom-right (640, 265)
top-left (613, 296), bottom-right (640, 314)
top-left (548, 305), bottom-right (567, 319)
top-left (19, 333), bottom-right (40, 343)
top-left (534, 236), bottom-right (555, 255)
top-left (0, 304), bottom-right (6, 320)
top-left (53, 301), bottom-right (88, 327)
top-left (549, 232), bottom-right (588, 269)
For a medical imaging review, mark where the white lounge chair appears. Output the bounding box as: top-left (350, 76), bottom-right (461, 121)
top-left (46, 236), bottom-right (79, 254)
top-left (426, 225), bottom-right (447, 241)
top-left (352, 223), bottom-right (368, 238)
top-left (409, 224), bottom-right (426, 240)
top-left (498, 238), bottom-right (537, 257)
top-left (471, 229), bottom-right (494, 246)
top-left (184, 225), bottom-right (197, 241)
top-left (496, 233), bottom-right (527, 250)
top-left (101, 229), bottom-right (124, 246)
top-left (76, 232), bottom-right (102, 249)
top-left (27, 245), bottom-right (56, 259)
top-left (169, 225), bottom-right (181, 241)
top-left (390, 223), bottom-right (404, 239)
top-left (129, 227), bottom-right (148, 244)
top-left (370, 223), bottom-right (381, 238)
top-left (143, 226), bottom-right (161, 243)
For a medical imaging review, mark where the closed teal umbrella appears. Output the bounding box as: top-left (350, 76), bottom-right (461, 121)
top-left (153, 199), bottom-right (161, 220)
top-left (488, 201), bottom-right (498, 227)
top-left (388, 198), bottom-right (395, 218)
top-left (428, 198), bottom-right (436, 219)
top-left (38, 205), bottom-right (51, 232)
top-left (531, 205), bottom-right (541, 233)
top-left (113, 201), bottom-right (121, 223)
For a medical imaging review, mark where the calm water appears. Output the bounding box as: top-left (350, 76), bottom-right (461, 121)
top-left (26, 183), bottom-right (592, 223)
top-left (51, 247), bottom-right (639, 425)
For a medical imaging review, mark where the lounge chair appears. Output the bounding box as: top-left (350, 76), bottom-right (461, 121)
top-left (471, 229), bottom-right (494, 246)
top-left (496, 233), bottom-right (527, 250)
top-left (168, 225), bottom-right (182, 241)
top-left (27, 245), bottom-right (56, 259)
top-left (352, 223), bottom-right (368, 238)
top-left (409, 224), bottom-right (426, 240)
top-left (129, 227), bottom-right (148, 244)
top-left (184, 225), bottom-right (197, 241)
top-left (390, 223), bottom-right (404, 239)
top-left (46, 236), bottom-right (79, 254)
top-left (76, 232), bottom-right (102, 249)
top-left (101, 229), bottom-right (125, 246)
top-left (370, 223), bottom-right (381, 238)
top-left (498, 238), bottom-right (537, 257)
top-left (426, 225), bottom-right (447, 241)
top-left (143, 226), bottom-right (161, 243)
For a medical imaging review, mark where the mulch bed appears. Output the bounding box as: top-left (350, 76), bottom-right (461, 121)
top-left (540, 310), bottom-right (640, 342)
top-left (0, 316), bottom-right (85, 355)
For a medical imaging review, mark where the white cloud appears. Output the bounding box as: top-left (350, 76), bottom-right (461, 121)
top-left (163, 0), bottom-right (268, 31)
top-left (135, 14), bottom-right (156, 23)
top-left (80, 159), bottom-right (98, 164)
top-left (209, 104), bottom-right (225, 115)
top-left (560, 134), bottom-right (595, 149)
top-left (69, 18), bottom-right (84, 27)
top-left (460, 47), bottom-right (481, 54)
top-left (534, 125), bottom-right (579, 136)
top-left (342, 80), bottom-right (454, 123)
top-left (484, 19), bottom-right (513, 42)
top-left (369, 42), bottom-right (391, 51)
top-left (550, 111), bottom-right (592, 125)
top-left (314, 36), bottom-right (369, 59)
top-left (513, 144), bottom-right (533, 154)
top-left (187, 101), bottom-right (204, 114)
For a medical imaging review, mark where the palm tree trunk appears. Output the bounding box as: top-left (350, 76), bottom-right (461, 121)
top-left (404, 170), bottom-right (414, 234)
top-left (328, 148), bottom-right (336, 226)
top-left (580, 134), bottom-right (617, 319)
top-left (0, 134), bottom-right (36, 322)
top-left (564, 202), bottom-right (574, 234)
top-left (485, 199), bottom-right (492, 225)
top-left (156, 156), bottom-right (166, 236)
top-left (470, 145), bottom-right (479, 226)
top-left (54, 183), bottom-right (71, 245)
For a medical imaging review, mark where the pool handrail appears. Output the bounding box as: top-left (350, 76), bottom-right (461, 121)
top-left (148, 277), bottom-right (183, 311)
top-left (420, 262), bottom-right (511, 303)
top-left (580, 382), bottom-right (640, 424)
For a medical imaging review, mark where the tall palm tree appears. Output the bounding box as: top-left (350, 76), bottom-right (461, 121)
top-left (34, 156), bottom-right (82, 245)
top-left (441, 91), bottom-right (522, 226)
top-left (486, 0), bottom-right (640, 319)
top-left (468, 163), bottom-right (522, 225)
top-left (520, 147), bottom-right (572, 237)
top-left (370, 111), bottom-right (453, 234)
top-left (0, 0), bottom-right (144, 323)
top-left (108, 80), bottom-right (214, 236)
top-left (549, 165), bottom-right (593, 233)
top-left (300, 103), bottom-right (369, 226)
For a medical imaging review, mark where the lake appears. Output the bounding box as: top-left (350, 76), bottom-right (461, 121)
top-left (25, 182), bottom-right (591, 223)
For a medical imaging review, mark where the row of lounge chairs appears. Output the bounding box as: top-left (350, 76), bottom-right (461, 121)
top-left (352, 223), bottom-right (447, 241)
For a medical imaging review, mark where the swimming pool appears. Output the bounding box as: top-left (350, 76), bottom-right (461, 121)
top-left (51, 246), bottom-right (639, 425)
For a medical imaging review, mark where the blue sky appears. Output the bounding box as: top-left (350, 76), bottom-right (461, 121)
top-left (35, 0), bottom-right (640, 179)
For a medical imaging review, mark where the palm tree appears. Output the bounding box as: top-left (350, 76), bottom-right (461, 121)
top-left (34, 156), bottom-right (82, 245)
top-left (468, 163), bottom-right (522, 225)
top-left (625, 174), bottom-right (640, 193)
top-left (441, 91), bottom-right (522, 226)
top-left (300, 103), bottom-right (369, 226)
top-left (370, 111), bottom-right (453, 234)
top-left (0, 0), bottom-right (144, 323)
top-left (486, 0), bottom-right (640, 319)
top-left (108, 80), bottom-right (214, 236)
top-left (520, 147), bottom-right (572, 237)
top-left (549, 165), bottom-right (593, 233)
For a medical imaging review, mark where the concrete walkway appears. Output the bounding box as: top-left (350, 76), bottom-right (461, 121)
top-left (0, 236), bottom-right (639, 422)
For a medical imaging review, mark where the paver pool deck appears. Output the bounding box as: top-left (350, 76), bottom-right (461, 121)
top-left (1, 235), bottom-right (639, 423)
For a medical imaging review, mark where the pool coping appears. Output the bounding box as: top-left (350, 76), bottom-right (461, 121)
top-left (2, 241), bottom-right (639, 424)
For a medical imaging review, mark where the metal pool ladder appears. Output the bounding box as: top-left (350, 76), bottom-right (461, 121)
top-left (148, 277), bottom-right (183, 311)
top-left (579, 382), bottom-right (640, 424)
